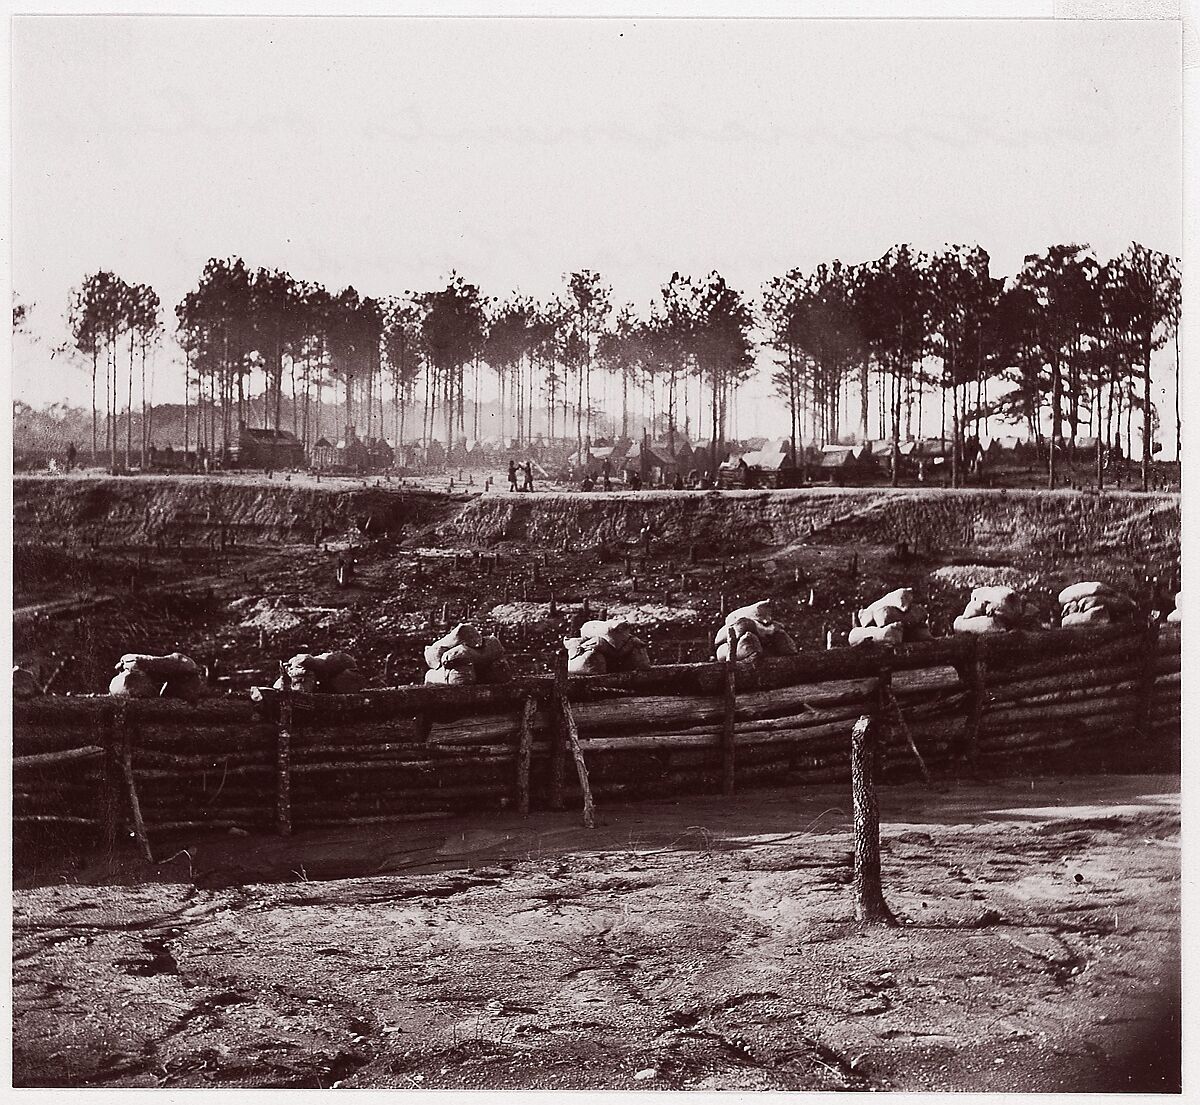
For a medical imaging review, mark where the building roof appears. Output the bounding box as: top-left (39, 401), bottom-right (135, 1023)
top-left (741, 449), bottom-right (794, 470)
top-left (818, 445), bottom-right (859, 467)
top-left (242, 427), bottom-right (301, 443)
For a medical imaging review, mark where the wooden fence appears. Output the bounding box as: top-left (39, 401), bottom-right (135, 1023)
top-left (12, 623), bottom-right (1181, 861)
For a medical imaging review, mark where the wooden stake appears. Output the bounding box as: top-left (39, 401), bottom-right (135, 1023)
top-left (882, 686), bottom-right (931, 785)
top-left (560, 692), bottom-right (596, 829)
top-left (98, 706), bottom-right (120, 854)
top-left (115, 703), bottom-right (153, 863)
top-left (850, 713), bottom-right (897, 926)
top-left (276, 666), bottom-right (293, 835)
top-left (720, 627), bottom-right (738, 795)
top-left (516, 694), bottom-right (536, 817)
top-left (548, 651), bottom-right (568, 810)
top-left (961, 636), bottom-right (989, 766)
top-left (1138, 618), bottom-right (1161, 743)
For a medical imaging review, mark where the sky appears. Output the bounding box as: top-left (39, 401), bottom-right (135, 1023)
top-left (9, 15), bottom-right (1184, 433)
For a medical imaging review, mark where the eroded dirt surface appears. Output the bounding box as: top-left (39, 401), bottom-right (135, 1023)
top-left (13, 773), bottom-right (1179, 1091)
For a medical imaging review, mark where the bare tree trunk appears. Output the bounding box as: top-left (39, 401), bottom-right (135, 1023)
top-left (1141, 344), bottom-right (1153, 492)
top-left (1175, 328), bottom-right (1181, 464)
top-left (90, 350), bottom-right (99, 460)
top-left (851, 714), bottom-right (897, 925)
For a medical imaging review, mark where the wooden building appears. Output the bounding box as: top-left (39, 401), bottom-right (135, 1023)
top-left (236, 426), bottom-right (307, 469)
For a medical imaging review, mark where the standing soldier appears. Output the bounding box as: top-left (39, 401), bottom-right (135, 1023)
top-left (507, 460), bottom-right (518, 492)
top-left (522, 460), bottom-right (534, 492)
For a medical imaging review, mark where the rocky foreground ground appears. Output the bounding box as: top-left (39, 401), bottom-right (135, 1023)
top-left (13, 773), bottom-right (1179, 1092)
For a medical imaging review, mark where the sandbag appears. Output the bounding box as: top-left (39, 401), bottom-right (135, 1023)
top-left (424, 666), bottom-right (475, 686)
top-left (1167, 608), bottom-right (1182, 624)
top-left (1061, 607), bottom-right (1112, 628)
top-left (435, 624), bottom-right (483, 652)
top-left (287, 651), bottom-right (358, 677)
top-left (1057, 581), bottom-right (1116, 606)
top-left (328, 669), bottom-right (367, 694)
top-left (476, 636), bottom-right (506, 665)
top-left (440, 644), bottom-right (481, 670)
top-left (274, 672), bottom-right (321, 693)
top-left (313, 651), bottom-right (357, 675)
top-left (952, 614), bottom-right (1008, 635)
top-left (619, 644), bottom-right (653, 671)
top-left (961, 597), bottom-right (990, 620)
top-left (115, 651), bottom-right (200, 677)
top-left (567, 649), bottom-right (608, 675)
top-left (160, 672), bottom-right (205, 702)
top-left (969, 586), bottom-right (1022, 616)
top-left (424, 643), bottom-right (448, 670)
top-left (724, 601), bottom-right (780, 635)
top-left (109, 669), bottom-right (159, 697)
top-left (714, 618), bottom-right (763, 649)
top-left (858, 603), bottom-right (905, 629)
top-left (764, 628), bottom-right (799, 656)
top-left (716, 632), bottom-right (766, 663)
top-left (848, 623), bottom-right (904, 647)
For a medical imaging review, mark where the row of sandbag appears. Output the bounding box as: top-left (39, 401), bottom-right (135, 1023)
top-left (1057, 581), bottom-right (1139, 628)
top-left (848, 588), bottom-right (932, 646)
top-left (424, 623), bottom-right (513, 685)
top-left (952, 586), bottom-right (1042, 635)
top-left (714, 601), bottom-right (799, 661)
top-left (566, 619), bottom-right (652, 674)
top-left (110, 652), bottom-right (205, 700)
top-left (272, 650), bottom-right (366, 694)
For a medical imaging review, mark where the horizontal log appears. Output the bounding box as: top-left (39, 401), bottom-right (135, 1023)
top-left (133, 723), bottom-right (280, 751)
top-left (250, 681), bottom-right (550, 722)
top-left (132, 749), bottom-right (275, 770)
top-left (985, 662), bottom-right (1141, 699)
top-left (426, 680), bottom-right (881, 746)
top-left (14, 815), bottom-right (100, 827)
top-left (14, 746), bottom-right (105, 770)
top-left (979, 623), bottom-right (1145, 664)
top-left (982, 692), bottom-right (1138, 728)
top-left (292, 812), bottom-right (460, 827)
top-left (13, 696), bottom-right (253, 726)
top-left (985, 636), bottom-right (1144, 681)
top-left (986, 679), bottom-right (1140, 712)
top-left (13, 726), bottom-right (112, 755)
top-left (1154, 671), bottom-right (1181, 688)
top-left (146, 819), bottom-right (272, 832)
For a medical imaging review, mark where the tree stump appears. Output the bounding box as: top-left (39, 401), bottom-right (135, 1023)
top-left (851, 714), bottom-right (897, 926)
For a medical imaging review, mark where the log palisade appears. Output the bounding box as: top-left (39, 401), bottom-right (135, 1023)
top-left (12, 623), bottom-right (1180, 852)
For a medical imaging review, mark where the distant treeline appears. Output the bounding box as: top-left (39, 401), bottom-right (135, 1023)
top-left (21, 240), bottom-right (1181, 489)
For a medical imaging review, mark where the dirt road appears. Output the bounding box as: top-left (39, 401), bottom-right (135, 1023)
top-left (13, 773), bottom-right (1179, 1091)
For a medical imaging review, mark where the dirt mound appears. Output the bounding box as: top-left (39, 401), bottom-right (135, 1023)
top-left (439, 488), bottom-right (1180, 559)
top-left (13, 475), bottom-right (464, 546)
top-left (15, 478), bottom-right (1179, 563)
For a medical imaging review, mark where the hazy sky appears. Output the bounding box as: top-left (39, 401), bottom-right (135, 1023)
top-left (11, 15), bottom-right (1183, 420)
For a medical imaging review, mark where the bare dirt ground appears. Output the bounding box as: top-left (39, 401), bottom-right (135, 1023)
top-left (13, 772), bottom-right (1179, 1092)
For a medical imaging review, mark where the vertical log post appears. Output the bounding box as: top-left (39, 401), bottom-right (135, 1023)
top-left (276, 666), bottom-right (293, 835)
top-left (516, 694), bottom-right (536, 817)
top-left (97, 702), bottom-right (121, 855)
top-left (961, 636), bottom-right (989, 766)
top-left (850, 712), bottom-right (897, 926)
top-left (115, 702), bottom-right (153, 863)
top-left (720, 626), bottom-right (738, 795)
top-left (548, 650), bottom-right (569, 810)
top-left (1138, 618), bottom-right (1161, 742)
top-left (559, 691), bottom-right (596, 829)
